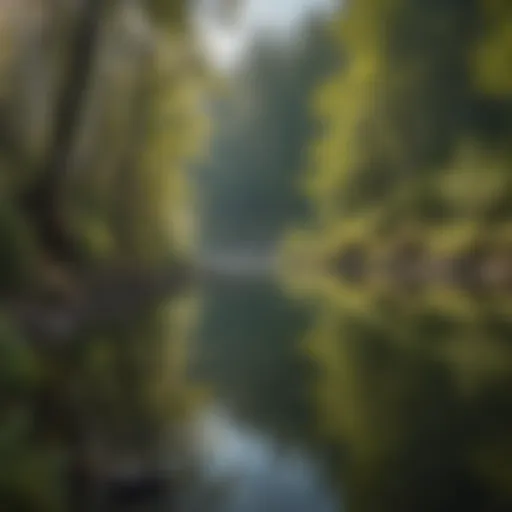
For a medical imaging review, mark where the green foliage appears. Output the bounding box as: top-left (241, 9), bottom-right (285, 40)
top-left (280, 1), bottom-right (512, 509)
top-left (0, 412), bottom-right (67, 512)
top-left (471, 0), bottom-right (512, 97)
top-left (289, 0), bottom-right (512, 276)
top-left (0, 315), bottom-right (39, 392)
top-left (0, 196), bottom-right (37, 292)
top-left (300, 284), bottom-right (512, 511)
top-left (147, 0), bottom-right (185, 26)
top-left (0, 0), bottom-right (204, 508)
top-left (61, 5), bottom-right (206, 266)
top-left (0, 316), bottom-right (66, 511)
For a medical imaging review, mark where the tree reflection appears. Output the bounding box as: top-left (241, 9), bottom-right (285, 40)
top-left (303, 282), bottom-right (512, 512)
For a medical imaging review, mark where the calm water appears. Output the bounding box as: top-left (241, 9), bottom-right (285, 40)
top-left (181, 275), bottom-right (512, 512)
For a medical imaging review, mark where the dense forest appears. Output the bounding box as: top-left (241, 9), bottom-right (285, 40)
top-left (0, 1), bottom-right (208, 509)
top-left (283, 0), bottom-right (512, 292)
top-left (281, 1), bottom-right (512, 511)
top-left (2, 0), bottom-right (512, 511)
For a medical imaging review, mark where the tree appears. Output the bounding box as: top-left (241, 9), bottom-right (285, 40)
top-left (282, 1), bottom-right (512, 509)
top-left (288, 0), bottom-right (512, 285)
top-left (0, 0), bottom-right (207, 508)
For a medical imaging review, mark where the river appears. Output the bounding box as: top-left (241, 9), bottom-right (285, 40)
top-left (175, 263), bottom-right (512, 512)
top-left (175, 275), bottom-right (341, 511)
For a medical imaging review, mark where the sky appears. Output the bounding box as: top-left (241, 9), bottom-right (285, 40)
top-left (193, 0), bottom-right (337, 70)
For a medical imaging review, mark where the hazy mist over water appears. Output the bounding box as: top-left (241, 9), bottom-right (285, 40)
top-left (2, 0), bottom-right (512, 511)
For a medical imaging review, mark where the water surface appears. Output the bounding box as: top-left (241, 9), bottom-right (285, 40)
top-left (181, 272), bottom-right (512, 512)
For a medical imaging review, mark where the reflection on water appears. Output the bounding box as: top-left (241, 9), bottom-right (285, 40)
top-left (184, 274), bottom-right (512, 512)
top-left (190, 278), bottom-right (315, 442)
top-left (180, 278), bottom-right (340, 511)
top-left (299, 279), bottom-right (512, 512)
top-left (180, 403), bottom-right (339, 512)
